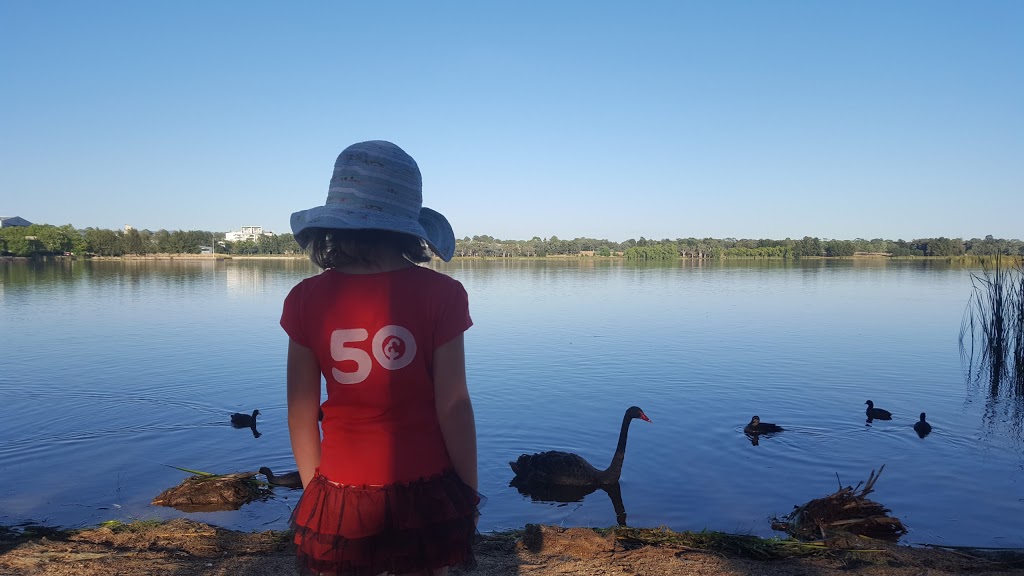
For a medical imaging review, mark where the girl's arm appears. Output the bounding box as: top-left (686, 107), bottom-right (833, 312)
top-left (433, 334), bottom-right (478, 491)
top-left (287, 338), bottom-right (322, 488)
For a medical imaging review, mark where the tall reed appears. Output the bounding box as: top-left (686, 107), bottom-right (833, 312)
top-left (959, 255), bottom-right (1024, 396)
top-left (1012, 261), bottom-right (1024, 393)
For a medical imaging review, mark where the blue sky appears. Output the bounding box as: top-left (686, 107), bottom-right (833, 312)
top-left (2, 1), bottom-right (1021, 241)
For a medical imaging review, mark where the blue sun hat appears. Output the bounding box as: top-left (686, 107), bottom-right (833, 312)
top-left (290, 140), bottom-right (456, 261)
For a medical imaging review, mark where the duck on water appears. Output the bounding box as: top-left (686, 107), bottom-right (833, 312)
top-left (509, 406), bottom-right (651, 487)
top-left (865, 400), bottom-right (892, 420)
top-left (743, 415), bottom-right (784, 435)
top-left (230, 410), bottom-right (260, 427)
top-left (914, 412), bottom-right (932, 438)
top-left (259, 467), bottom-right (303, 489)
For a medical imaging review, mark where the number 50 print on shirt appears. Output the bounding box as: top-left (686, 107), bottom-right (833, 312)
top-left (330, 326), bottom-right (418, 384)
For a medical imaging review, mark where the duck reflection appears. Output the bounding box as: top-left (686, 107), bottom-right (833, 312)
top-left (746, 431), bottom-right (787, 446)
top-left (510, 479), bottom-right (628, 526)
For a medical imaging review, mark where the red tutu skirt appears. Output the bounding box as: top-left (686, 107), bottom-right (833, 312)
top-left (290, 469), bottom-right (480, 576)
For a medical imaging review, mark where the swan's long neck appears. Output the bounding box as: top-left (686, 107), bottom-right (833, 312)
top-left (600, 413), bottom-right (634, 482)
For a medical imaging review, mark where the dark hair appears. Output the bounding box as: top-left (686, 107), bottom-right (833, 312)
top-left (305, 228), bottom-right (432, 269)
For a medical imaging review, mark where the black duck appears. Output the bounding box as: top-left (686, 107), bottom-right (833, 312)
top-left (231, 409), bottom-right (260, 427)
top-left (913, 412), bottom-right (932, 438)
top-left (509, 406), bottom-right (651, 487)
top-left (743, 415), bottom-right (784, 434)
top-left (864, 400), bottom-right (892, 420)
top-left (259, 467), bottom-right (303, 489)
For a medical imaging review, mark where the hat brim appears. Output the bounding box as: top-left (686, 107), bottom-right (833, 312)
top-left (290, 205), bottom-right (456, 262)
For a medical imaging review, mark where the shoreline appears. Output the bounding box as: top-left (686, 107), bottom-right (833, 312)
top-left (2, 518), bottom-right (1022, 576)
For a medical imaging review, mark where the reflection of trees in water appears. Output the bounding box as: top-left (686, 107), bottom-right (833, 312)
top-left (1, 259), bottom-right (76, 287)
top-left (959, 256), bottom-right (1024, 399)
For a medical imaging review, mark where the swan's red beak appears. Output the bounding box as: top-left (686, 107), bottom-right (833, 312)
top-left (639, 411), bottom-right (651, 422)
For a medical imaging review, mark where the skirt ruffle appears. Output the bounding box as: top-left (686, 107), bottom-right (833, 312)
top-left (290, 469), bottom-right (480, 576)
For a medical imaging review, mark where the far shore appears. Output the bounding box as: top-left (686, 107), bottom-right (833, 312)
top-left (5, 253), bottom-right (1020, 264)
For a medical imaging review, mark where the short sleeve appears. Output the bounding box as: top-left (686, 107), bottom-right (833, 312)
top-left (280, 282), bottom-right (309, 347)
top-left (434, 279), bottom-right (473, 349)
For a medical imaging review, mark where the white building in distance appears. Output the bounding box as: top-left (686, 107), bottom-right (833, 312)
top-left (224, 226), bottom-right (274, 242)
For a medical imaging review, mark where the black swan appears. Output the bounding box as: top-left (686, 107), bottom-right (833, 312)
top-left (509, 406), bottom-right (651, 487)
top-left (259, 467), bottom-right (303, 489)
top-left (743, 415), bottom-right (784, 434)
top-left (913, 412), bottom-right (932, 438)
top-left (864, 401), bottom-right (892, 420)
top-left (231, 410), bottom-right (260, 427)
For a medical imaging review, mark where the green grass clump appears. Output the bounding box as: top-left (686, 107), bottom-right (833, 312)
top-left (100, 518), bottom-right (166, 534)
top-left (610, 527), bottom-right (846, 559)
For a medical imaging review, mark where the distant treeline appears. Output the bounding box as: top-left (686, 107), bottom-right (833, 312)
top-left (2, 224), bottom-right (1022, 260)
top-left (454, 234), bottom-right (1024, 260)
top-left (0, 225), bottom-right (301, 257)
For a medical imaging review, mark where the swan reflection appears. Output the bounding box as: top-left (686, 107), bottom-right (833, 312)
top-left (510, 479), bottom-right (628, 526)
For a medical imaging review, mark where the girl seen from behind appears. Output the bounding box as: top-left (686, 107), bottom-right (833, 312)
top-left (280, 140), bottom-right (480, 575)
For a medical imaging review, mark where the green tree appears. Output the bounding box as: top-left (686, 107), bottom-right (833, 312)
top-left (824, 240), bottom-right (855, 257)
top-left (793, 236), bottom-right (822, 257)
top-left (0, 228), bottom-right (32, 255)
top-left (153, 230), bottom-right (173, 253)
top-left (83, 228), bottom-right (124, 256)
top-left (123, 228), bottom-right (146, 254)
top-left (919, 237), bottom-right (964, 256)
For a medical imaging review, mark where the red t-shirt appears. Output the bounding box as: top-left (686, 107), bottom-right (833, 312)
top-left (280, 265), bottom-right (472, 485)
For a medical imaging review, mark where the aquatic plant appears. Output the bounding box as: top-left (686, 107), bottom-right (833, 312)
top-left (959, 255), bottom-right (1024, 396)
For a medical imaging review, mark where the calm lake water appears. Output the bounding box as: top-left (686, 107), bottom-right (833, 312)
top-left (1, 258), bottom-right (1022, 547)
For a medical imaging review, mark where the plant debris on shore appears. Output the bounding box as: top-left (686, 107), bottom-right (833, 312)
top-left (771, 465), bottom-right (907, 542)
top-left (151, 470), bottom-right (270, 512)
